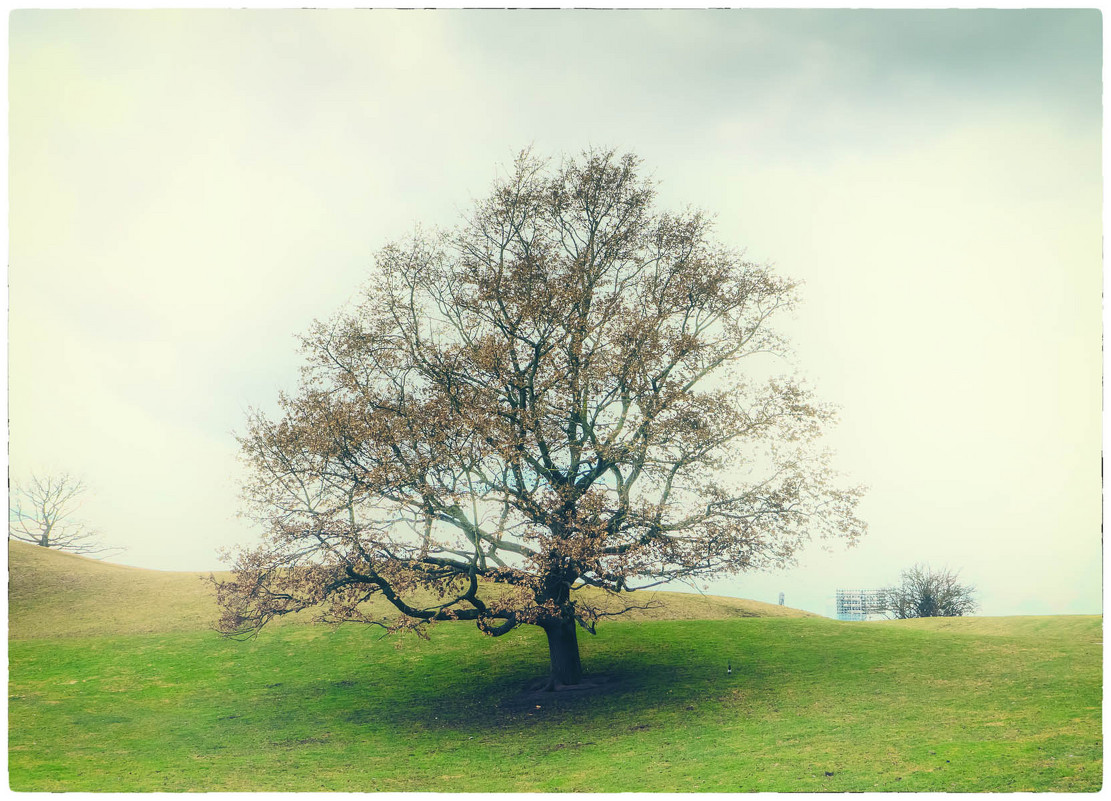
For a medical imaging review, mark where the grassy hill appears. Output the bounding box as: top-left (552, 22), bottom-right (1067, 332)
top-left (7, 540), bottom-right (814, 639)
top-left (8, 541), bottom-right (1102, 792)
top-left (8, 541), bottom-right (226, 638)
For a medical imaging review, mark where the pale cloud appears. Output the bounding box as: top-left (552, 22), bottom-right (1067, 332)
top-left (694, 114), bottom-right (1100, 615)
top-left (9, 10), bottom-right (1101, 609)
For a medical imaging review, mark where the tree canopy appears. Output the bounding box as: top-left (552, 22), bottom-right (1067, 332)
top-left (215, 149), bottom-right (865, 687)
top-left (880, 564), bottom-right (978, 619)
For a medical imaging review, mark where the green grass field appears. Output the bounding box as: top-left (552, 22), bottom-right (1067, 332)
top-left (8, 541), bottom-right (1103, 792)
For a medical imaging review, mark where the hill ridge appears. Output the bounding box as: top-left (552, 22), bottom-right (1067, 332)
top-left (8, 540), bottom-right (815, 639)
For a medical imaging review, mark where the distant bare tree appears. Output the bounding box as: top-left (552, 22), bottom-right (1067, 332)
top-left (8, 472), bottom-right (119, 556)
top-left (880, 564), bottom-right (977, 618)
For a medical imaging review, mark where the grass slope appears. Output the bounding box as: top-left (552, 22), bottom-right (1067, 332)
top-left (8, 542), bottom-right (223, 638)
top-left (8, 541), bottom-right (811, 640)
top-left (8, 542), bottom-right (1103, 792)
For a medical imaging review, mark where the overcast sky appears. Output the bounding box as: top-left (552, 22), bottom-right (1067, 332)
top-left (9, 9), bottom-right (1102, 617)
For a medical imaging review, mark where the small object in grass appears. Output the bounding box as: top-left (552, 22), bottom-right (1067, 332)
top-left (824, 772), bottom-right (834, 777)
top-left (727, 661), bottom-right (732, 674)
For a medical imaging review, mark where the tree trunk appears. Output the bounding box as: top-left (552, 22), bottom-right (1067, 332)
top-left (542, 617), bottom-right (583, 687)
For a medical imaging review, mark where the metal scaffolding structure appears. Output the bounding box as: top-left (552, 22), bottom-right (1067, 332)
top-left (835, 588), bottom-right (885, 621)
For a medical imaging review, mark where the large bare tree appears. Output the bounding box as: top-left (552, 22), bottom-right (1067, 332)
top-left (9, 472), bottom-right (117, 556)
top-left (215, 149), bottom-right (865, 688)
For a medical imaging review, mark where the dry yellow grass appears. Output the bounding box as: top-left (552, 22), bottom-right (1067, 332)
top-left (8, 541), bottom-right (225, 639)
top-left (8, 540), bottom-right (814, 640)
